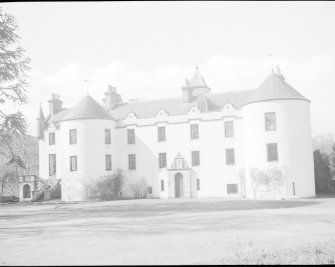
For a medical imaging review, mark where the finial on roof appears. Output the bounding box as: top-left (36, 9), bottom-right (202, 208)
top-left (196, 66), bottom-right (199, 71)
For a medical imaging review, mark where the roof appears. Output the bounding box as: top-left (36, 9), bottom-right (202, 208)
top-left (36, 104), bottom-right (45, 120)
top-left (243, 72), bottom-right (309, 106)
top-left (110, 90), bottom-right (254, 120)
top-left (189, 68), bottom-right (208, 87)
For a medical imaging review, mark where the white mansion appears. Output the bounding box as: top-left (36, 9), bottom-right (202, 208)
top-left (33, 67), bottom-right (315, 201)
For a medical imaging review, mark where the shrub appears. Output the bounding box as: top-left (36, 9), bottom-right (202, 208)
top-left (86, 168), bottom-right (125, 201)
top-left (130, 177), bottom-right (148, 199)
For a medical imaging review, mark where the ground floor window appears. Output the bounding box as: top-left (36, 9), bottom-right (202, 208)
top-left (128, 154), bottom-right (136, 170)
top-left (227, 184), bottom-right (238, 194)
top-left (148, 186), bottom-right (152, 194)
top-left (161, 180), bottom-right (164, 191)
top-left (49, 154), bottom-right (56, 176)
top-left (197, 179), bottom-right (200, 191)
top-left (105, 154), bottom-right (112, 171)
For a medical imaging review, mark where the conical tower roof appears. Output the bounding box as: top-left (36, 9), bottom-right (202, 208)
top-left (189, 67), bottom-right (208, 87)
top-left (243, 72), bottom-right (309, 106)
top-left (60, 94), bottom-right (114, 122)
top-left (36, 104), bottom-right (45, 120)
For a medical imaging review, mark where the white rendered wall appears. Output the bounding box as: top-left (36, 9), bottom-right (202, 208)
top-left (59, 119), bottom-right (116, 201)
top-left (242, 100), bottom-right (315, 199)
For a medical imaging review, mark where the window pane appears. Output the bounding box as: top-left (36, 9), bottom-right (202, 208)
top-left (267, 143), bottom-right (278, 161)
top-left (49, 154), bottom-right (56, 176)
top-left (226, 149), bottom-right (235, 165)
top-left (105, 129), bottom-right (111, 144)
top-left (159, 153), bottom-right (167, 168)
top-left (161, 180), bottom-right (164, 191)
top-left (227, 184), bottom-right (238, 194)
top-left (70, 129), bottom-right (77, 144)
top-left (190, 124), bottom-right (199, 139)
top-left (265, 112), bottom-right (276, 131)
top-left (158, 127), bottom-right (166, 142)
top-left (224, 121), bottom-right (234, 137)
top-left (127, 129), bottom-right (135, 144)
top-left (129, 154), bottom-right (136, 169)
top-left (105, 154), bottom-right (112, 170)
top-left (192, 151), bottom-right (200, 166)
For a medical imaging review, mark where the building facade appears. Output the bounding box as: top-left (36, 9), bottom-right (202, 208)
top-left (36, 68), bottom-right (316, 201)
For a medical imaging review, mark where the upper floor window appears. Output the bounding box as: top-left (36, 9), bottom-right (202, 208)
top-left (105, 129), bottom-right (111, 144)
top-left (192, 151), bottom-right (200, 166)
top-left (190, 124), bottom-right (199, 140)
top-left (69, 129), bottom-right (77, 144)
top-left (224, 121), bottom-right (234, 137)
top-left (105, 154), bottom-right (112, 171)
top-left (127, 129), bottom-right (135, 144)
top-left (226, 148), bottom-right (235, 165)
top-left (227, 184), bottom-right (238, 194)
top-left (49, 132), bottom-right (55, 145)
top-left (49, 154), bottom-right (56, 176)
top-left (70, 156), bottom-right (77, 171)
top-left (159, 153), bottom-right (167, 168)
top-left (267, 143), bottom-right (278, 162)
top-left (157, 126), bottom-right (166, 142)
top-left (128, 154), bottom-right (136, 170)
top-left (265, 112), bottom-right (276, 131)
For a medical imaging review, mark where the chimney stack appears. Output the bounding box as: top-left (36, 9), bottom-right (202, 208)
top-left (48, 94), bottom-right (63, 116)
top-left (103, 85), bottom-right (122, 110)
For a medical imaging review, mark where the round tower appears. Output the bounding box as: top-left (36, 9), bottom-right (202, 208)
top-left (242, 69), bottom-right (315, 199)
top-left (58, 94), bottom-right (116, 201)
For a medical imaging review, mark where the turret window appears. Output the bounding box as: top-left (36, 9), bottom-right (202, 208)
top-left (49, 132), bottom-right (55, 145)
top-left (127, 129), bottom-right (135, 144)
top-left (224, 121), bottom-right (234, 137)
top-left (69, 129), bottom-right (77, 144)
top-left (105, 154), bottom-right (112, 171)
top-left (105, 129), bottom-right (111, 144)
top-left (70, 156), bottom-right (77, 171)
top-left (265, 112), bottom-right (276, 131)
top-left (190, 124), bottom-right (199, 140)
top-left (267, 143), bottom-right (278, 162)
top-left (128, 154), bottom-right (136, 170)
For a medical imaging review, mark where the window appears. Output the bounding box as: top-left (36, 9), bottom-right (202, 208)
top-left (69, 129), bottom-right (77, 144)
top-left (224, 121), bottom-right (234, 137)
top-left (49, 132), bottom-right (55, 145)
top-left (265, 112), bottom-right (276, 131)
top-left (159, 153), bottom-right (167, 168)
top-left (161, 180), bottom-right (165, 191)
top-left (227, 184), bottom-right (238, 194)
top-left (267, 143), bottom-right (278, 162)
top-left (157, 126), bottom-right (166, 142)
top-left (70, 156), bottom-right (77, 171)
top-left (105, 129), bottom-right (111, 144)
top-left (105, 154), bottom-right (112, 171)
top-left (128, 154), bottom-right (136, 170)
top-left (197, 179), bottom-right (200, 191)
top-left (49, 154), bottom-right (56, 176)
top-left (190, 124), bottom-right (199, 140)
top-left (226, 149), bottom-right (235, 165)
top-left (148, 186), bottom-right (153, 194)
top-left (192, 151), bottom-right (200, 166)
top-left (127, 129), bottom-right (135, 144)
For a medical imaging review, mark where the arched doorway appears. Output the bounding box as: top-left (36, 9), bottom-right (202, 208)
top-left (23, 184), bottom-right (31, 199)
top-left (174, 173), bottom-right (183, 198)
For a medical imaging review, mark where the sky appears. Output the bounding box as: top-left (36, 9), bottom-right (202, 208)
top-left (2, 1), bottom-right (335, 137)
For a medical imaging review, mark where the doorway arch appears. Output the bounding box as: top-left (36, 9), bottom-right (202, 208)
top-left (23, 184), bottom-right (31, 199)
top-left (174, 173), bottom-right (183, 198)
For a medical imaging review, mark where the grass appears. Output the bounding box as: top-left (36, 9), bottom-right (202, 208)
top-left (219, 240), bottom-right (335, 265)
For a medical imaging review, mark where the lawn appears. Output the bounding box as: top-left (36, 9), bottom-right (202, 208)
top-left (0, 197), bottom-right (335, 265)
